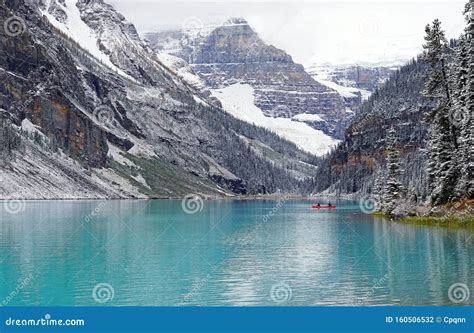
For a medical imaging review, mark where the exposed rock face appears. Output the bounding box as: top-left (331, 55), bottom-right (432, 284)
top-left (328, 65), bottom-right (395, 92)
top-left (146, 18), bottom-right (349, 139)
top-left (0, 3), bottom-right (109, 168)
top-left (306, 63), bottom-right (397, 111)
top-left (0, 1), bottom-right (318, 198)
top-left (314, 59), bottom-right (433, 199)
top-left (29, 95), bottom-right (109, 167)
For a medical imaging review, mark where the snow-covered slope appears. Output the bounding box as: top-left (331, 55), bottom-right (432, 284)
top-left (146, 18), bottom-right (350, 140)
top-left (0, 0), bottom-right (321, 198)
top-left (40, 0), bottom-right (132, 79)
top-left (156, 53), bottom-right (206, 91)
top-left (211, 83), bottom-right (339, 156)
top-left (306, 63), bottom-right (397, 105)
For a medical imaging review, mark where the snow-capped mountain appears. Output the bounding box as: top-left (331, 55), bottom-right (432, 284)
top-left (306, 63), bottom-right (398, 110)
top-left (145, 18), bottom-right (352, 151)
top-left (0, 0), bottom-right (320, 199)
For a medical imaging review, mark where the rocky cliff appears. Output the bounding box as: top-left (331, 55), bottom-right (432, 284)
top-left (0, 0), bottom-right (318, 199)
top-left (314, 58), bottom-right (433, 199)
top-left (306, 63), bottom-right (397, 111)
top-left (145, 18), bottom-right (350, 141)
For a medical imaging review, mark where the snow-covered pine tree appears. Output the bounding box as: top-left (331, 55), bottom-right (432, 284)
top-left (372, 166), bottom-right (385, 209)
top-left (454, 34), bottom-right (471, 198)
top-left (0, 111), bottom-right (21, 167)
top-left (425, 124), bottom-right (440, 193)
top-left (423, 19), bottom-right (452, 102)
top-left (462, 0), bottom-right (474, 199)
top-left (382, 127), bottom-right (403, 214)
top-left (422, 19), bottom-right (458, 204)
top-left (451, 1), bottom-right (474, 200)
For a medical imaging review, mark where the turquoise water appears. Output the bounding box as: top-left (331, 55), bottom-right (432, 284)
top-left (0, 199), bottom-right (473, 306)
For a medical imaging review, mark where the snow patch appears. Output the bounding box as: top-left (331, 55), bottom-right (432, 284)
top-left (131, 174), bottom-right (151, 189)
top-left (128, 140), bottom-right (157, 159)
top-left (21, 119), bottom-right (47, 138)
top-left (211, 83), bottom-right (339, 156)
top-left (157, 52), bottom-right (206, 90)
top-left (292, 113), bottom-right (324, 122)
top-left (41, 0), bottom-right (132, 79)
top-left (108, 144), bottom-right (137, 168)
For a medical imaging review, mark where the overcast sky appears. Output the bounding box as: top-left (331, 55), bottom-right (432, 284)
top-left (109, 0), bottom-right (467, 66)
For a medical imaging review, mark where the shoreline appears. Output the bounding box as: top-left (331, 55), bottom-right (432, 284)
top-left (373, 199), bottom-right (474, 228)
top-left (0, 194), bottom-right (359, 202)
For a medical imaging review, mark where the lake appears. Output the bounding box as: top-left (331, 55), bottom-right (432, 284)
top-left (0, 199), bottom-right (472, 306)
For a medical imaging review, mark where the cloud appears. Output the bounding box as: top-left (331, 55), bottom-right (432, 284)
top-left (109, 0), bottom-right (466, 66)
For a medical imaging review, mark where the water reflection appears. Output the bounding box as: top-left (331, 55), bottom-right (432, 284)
top-left (0, 200), bottom-right (472, 306)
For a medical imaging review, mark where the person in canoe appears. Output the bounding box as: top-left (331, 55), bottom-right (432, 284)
top-left (317, 203), bottom-right (321, 207)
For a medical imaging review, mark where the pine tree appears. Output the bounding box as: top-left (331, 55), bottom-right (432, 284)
top-left (423, 19), bottom-right (452, 102)
top-left (462, 1), bottom-right (474, 199)
top-left (454, 35), bottom-right (471, 198)
top-left (382, 127), bottom-right (402, 214)
top-left (0, 111), bottom-right (21, 167)
top-left (425, 125), bottom-right (440, 194)
top-left (452, 2), bottom-right (474, 200)
top-left (423, 19), bottom-right (458, 204)
top-left (372, 166), bottom-right (385, 208)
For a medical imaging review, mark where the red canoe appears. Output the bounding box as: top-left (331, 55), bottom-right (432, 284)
top-left (312, 205), bottom-right (337, 209)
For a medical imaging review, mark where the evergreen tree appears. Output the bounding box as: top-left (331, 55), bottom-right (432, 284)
top-left (460, 1), bottom-right (474, 199)
top-left (423, 19), bottom-right (458, 204)
top-left (382, 127), bottom-right (402, 214)
top-left (372, 166), bottom-right (385, 207)
top-left (423, 19), bottom-right (452, 102)
top-left (0, 111), bottom-right (22, 167)
top-left (453, 34), bottom-right (471, 198)
top-left (451, 2), bottom-right (474, 200)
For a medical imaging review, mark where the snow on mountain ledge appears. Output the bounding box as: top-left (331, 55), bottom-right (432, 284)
top-left (292, 113), bottom-right (324, 122)
top-left (157, 52), bottom-right (206, 90)
top-left (40, 0), bottom-right (132, 79)
top-left (211, 83), bottom-right (339, 156)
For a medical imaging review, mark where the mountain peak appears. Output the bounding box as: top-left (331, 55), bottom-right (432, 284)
top-left (223, 17), bottom-right (249, 26)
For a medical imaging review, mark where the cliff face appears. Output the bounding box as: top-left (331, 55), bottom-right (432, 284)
top-left (146, 18), bottom-right (350, 140)
top-left (306, 63), bottom-right (397, 112)
top-left (0, 2), bottom-right (109, 168)
top-left (314, 58), bottom-right (433, 199)
top-left (328, 66), bottom-right (395, 92)
top-left (0, 1), bottom-right (318, 199)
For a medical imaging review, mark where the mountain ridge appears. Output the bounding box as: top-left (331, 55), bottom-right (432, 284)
top-left (145, 18), bottom-right (352, 145)
top-left (0, 0), bottom-right (319, 199)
